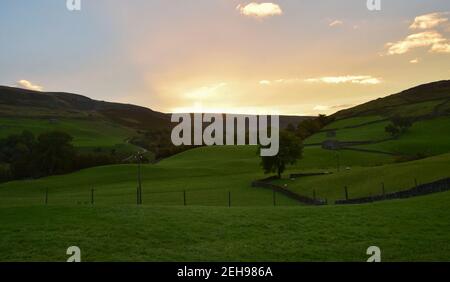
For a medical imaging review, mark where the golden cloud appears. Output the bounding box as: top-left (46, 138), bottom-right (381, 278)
top-left (16, 80), bottom-right (43, 91)
top-left (410, 12), bottom-right (449, 30)
top-left (305, 75), bottom-right (381, 85)
top-left (259, 78), bottom-right (301, 85)
top-left (237, 2), bottom-right (283, 18)
top-left (329, 20), bottom-right (343, 27)
top-left (183, 82), bottom-right (227, 100)
top-left (313, 105), bottom-right (330, 111)
top-left (386, 31), bottom-right (450, 55)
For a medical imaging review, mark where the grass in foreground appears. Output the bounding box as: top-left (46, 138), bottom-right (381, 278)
top-left (0, 191), bottom-right (449, 262)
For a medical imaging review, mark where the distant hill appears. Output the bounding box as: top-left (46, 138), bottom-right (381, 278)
top-left (332, 80), bottom-right (450, 120)
top-left (0, 86), bottom-right (310, 130)
top-left (0, 86), bottom-right (171, 130)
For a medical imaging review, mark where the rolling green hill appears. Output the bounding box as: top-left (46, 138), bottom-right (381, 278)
top-left (332, 80), bottom-right (450, 119)
top-left (0, 86), bottom-right (171, 129)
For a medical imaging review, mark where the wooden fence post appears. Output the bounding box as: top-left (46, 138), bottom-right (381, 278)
top-left (228, 191), bottom-right (231, 207)
top-left (136, 187), bottom-right (140, 205)
top-left (345, 186), bottom-right (349, 200)
top-left (183, 190), bottom-right (186, 206)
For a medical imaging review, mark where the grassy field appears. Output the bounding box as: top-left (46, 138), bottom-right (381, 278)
top-left (274, 153), bottom-right (450, 203)
top-left (355, 116), bottom-right (450, 156)
top-left (0, 146), bottom-right (299, 207)
top-left (0, 190), bottom-right (449, 262)
top-left (292, 146), bottom-right (395, 170)
top-left (305, 121), bottom-right (391, 144)
top-left (389, 99), bottom-right (444, 117)
top-left (323, 115), bottom-right (384, 130)
top-left (0, 117), bottom-right (138, 152)
top-left (0, 144), bottom-right (402, 207)
top-left (306, 114), bottom-right (450, 157)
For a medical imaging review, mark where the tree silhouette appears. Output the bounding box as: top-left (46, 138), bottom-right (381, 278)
top-left (260, 130), bottom-right (303, 178)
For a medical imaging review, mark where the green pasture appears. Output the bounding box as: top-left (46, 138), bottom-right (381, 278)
top-left (0, 117), bottom-right (137, 151)
top-left (274, 153), bottom-right (450, 203)
top-left (0, 190), bottom-right (449, 261)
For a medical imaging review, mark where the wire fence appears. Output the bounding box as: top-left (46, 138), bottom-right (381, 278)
top-left (3, 177), bottom-right (447, 207)
top-left (0, 186), bottom-right (299, 207)
top-left (335, 177), bottom-right (450, 204)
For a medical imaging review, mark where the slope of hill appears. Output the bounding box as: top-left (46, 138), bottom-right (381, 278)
top-left (0, 86), bottom-right (171, 130)
top-left (0, 86), bottom-right (309, 129)
top-left (332, 80), bottom-right (450, 119)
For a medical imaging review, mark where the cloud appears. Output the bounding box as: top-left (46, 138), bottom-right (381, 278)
top-left (410, 12), bottom-right (449, 30)
top-left (386, 31), bottom-right (450, 55)
top-left (329, 20), bottom-right (343, 27)
top-left (259, 78), bottom-right (300, 85)
top-left (332, 104), bottom-right (354, 110)
top-left (430, 41), bottom-right (450, 53)
top-left (305, 75), bottom-right (381, 85)
top-left (313, 105), bottom-right (330, 111)
top-left (16, 80), bottom-right (44, 91)
top-left (184, 82), bottom-right (227, 99)
top-left (313, 104), bottom-right (354, 112)
top-left (385, 12), bottom-right (450, 56)
top-left (409, 58), bottom-right (420, 64)
top-left (237, 2), bottom-right (283, 18)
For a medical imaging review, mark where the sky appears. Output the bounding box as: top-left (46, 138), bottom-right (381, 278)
top-left (1, 0), bottom-right (450, 115)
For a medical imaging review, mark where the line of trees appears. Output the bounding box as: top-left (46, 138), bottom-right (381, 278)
top-left (0, 131), bottom-right (120, 182)
top-left (286, 114), bottom-right (332, 139)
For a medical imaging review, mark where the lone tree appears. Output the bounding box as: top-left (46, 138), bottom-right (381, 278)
top-left (260, 130), bottom-right (303, 178)
top-left (385, 115), bottom-right (413, 137)
top-left (385, 123), bottom-right (400, 137)
top-left (391, 115), bottom-right (413, 132)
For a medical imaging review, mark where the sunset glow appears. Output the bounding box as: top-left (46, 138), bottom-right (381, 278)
top-left (1, 1), bottom-right (450, 115)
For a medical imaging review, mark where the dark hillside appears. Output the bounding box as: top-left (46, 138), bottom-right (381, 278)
top-left (0, 86), bottom-right (171, 129)
top-left (333, 80), bottom-right (450, 119)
